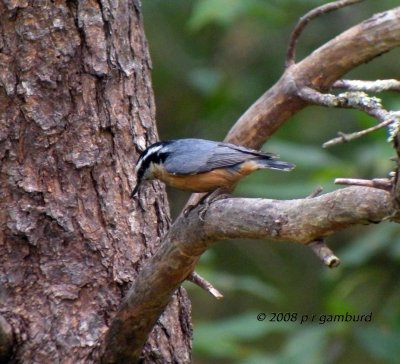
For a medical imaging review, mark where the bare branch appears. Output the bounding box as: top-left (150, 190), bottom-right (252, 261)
top-left (104, 5), bottom-right (400, 362)
top-left (187, 272), bottom-right (224, 299)
top-left (308, 239), bottom-right (340, 268)
top-left (333, 79), bottom-right (400, 92)
top-left (103, 186), bottom-right (396, 362)
top-left (190, 8), bottom-right (400, 226)
top-left (307, 186), bottom-right (324, 198)
top-left (295, 88), bottom-right (400, 147)
top-left (323, 119), bottom-right (395, 148)
top-left (335, 177), bottom-right (393, 191)
top-left (286, 0), bottom-right (364, 67)
top-left (226, 7), bottom-right (400, 149)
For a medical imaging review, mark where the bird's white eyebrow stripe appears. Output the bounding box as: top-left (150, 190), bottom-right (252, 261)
top-left (135, 144), bottom-right (163, 172)
top-left (143, 144), bottom-right (163, 158)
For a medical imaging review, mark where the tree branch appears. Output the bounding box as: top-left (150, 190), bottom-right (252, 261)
top-left (225, 6), bottom-right (400, 149)
top-left (186, 6), bottom-right (400, 223)
top-left (187, 272), bottom-right (224, 299)
top-left (103, 187), bottom-right (396, 362)
top-left (335, 177), bottom-right (393, 191)
top-left (323, 115), bottom-right (397, 148)
top-left (308, 239), bottom-right (340, 268)
top-left (285, 0), bottom-right (364, 67)
top-left (332, 79), bottom-right (400, 92)
top-left (292, 88), bottom-right (400, 147)
top-left (103, 5), bottom-right (400, 363)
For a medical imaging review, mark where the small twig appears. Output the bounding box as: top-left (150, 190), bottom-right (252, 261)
top-left (297, 87), bottom-right (400, 147)
top-left (307, 186), bottom-right (324, 198)
top-left (308, 239), bottom-right (340, 268)
top-left (323, 117), bottom-right (395, 148)
top-left (187, 271), bottom-right (224, 299)
top-left (298, 87), bottom-right (382, 110)
top-left (335, 177), bottom-right (392, 191)
top-left (333, 79), bottom-right (400, 92)
top-left (285, 0), bottom-right (364, 68)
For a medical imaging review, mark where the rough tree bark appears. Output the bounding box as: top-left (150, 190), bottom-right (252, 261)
top-left (0, 1), bottom-right (190, 363)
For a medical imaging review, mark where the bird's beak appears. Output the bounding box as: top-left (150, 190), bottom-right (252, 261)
top-left (131, 181), bottom-right (141, 198)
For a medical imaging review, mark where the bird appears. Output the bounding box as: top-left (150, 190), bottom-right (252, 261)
top-left (131, 138), bottom-right (294, 197)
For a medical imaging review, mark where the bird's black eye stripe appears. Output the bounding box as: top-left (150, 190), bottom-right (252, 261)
top-left (156, 151), bottom-right (169, 163)
top-left (137, 148), bottom-right (170, 180)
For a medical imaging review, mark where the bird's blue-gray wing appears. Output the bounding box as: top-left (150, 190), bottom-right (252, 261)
top-left (163, 139), bottom-right (276, 175)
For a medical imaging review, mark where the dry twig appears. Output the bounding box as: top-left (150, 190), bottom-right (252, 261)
top-left (286, 0), bottom-right (364, 67)
top-left (307, 239), bottom-right (340, 268)
top-left (333, 79), bottom-right (400, 92)
top-left (187, 272), bottom-right (223, 299)
top-left (323, 117), bottom-right (396, 148)
top-left (296, 88), bottom-right (400, 147)
top-left (335, 177), bottom-right (393, 191)
top-left (307, 186), bottom-right (324, 198)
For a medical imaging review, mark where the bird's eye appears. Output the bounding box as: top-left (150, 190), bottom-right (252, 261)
top-left (156, 151), bottom-right (169, 163)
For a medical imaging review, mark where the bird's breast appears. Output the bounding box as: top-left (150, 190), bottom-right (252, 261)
top-left (152, 164), bottom-right (243, 192)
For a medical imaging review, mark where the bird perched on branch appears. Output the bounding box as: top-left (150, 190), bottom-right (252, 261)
top-left (131, 138), bottom-right (294, 197)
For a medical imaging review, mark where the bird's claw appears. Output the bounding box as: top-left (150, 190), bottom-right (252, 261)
top-left (198, 189), bottom-right (230, 221)
top-left (183, 204), bottom-right (195, 217)
top-left (183, 189), bottom-right (230, 220)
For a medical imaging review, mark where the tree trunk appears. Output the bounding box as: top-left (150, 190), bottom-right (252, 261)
top-left (0, 1), bottom-right (191, 363)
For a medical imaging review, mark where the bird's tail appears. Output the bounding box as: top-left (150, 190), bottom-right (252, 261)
top-left (255, 158), bottom-right (295, 171)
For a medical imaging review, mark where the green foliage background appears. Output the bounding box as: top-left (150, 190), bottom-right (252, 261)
top-left (142, 1), bottom-right (400, 363)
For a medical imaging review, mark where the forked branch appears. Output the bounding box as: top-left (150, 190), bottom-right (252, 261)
top-left (103, 187), bottom-right (396, 363)
top-left (102, 4), bottom-right (400, 363)
top-left (226, 6), bottom-right (400, 148)
top-left (286, 0), bottom-right (364, 67)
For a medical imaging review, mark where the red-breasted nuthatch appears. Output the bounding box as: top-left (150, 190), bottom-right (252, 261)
top-left (131, 138), bottom-right (295, 197)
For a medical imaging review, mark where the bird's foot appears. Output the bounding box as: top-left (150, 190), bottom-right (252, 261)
top-left (183, 193), bottom-right (208, 217)
top-left (183, 189), bottom-right (230, 220)
top-left (198, 189), bottom-right (230, 221)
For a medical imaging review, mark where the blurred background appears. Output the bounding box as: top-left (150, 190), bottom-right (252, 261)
top-left (142, 1), bottom-right (400, 363)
